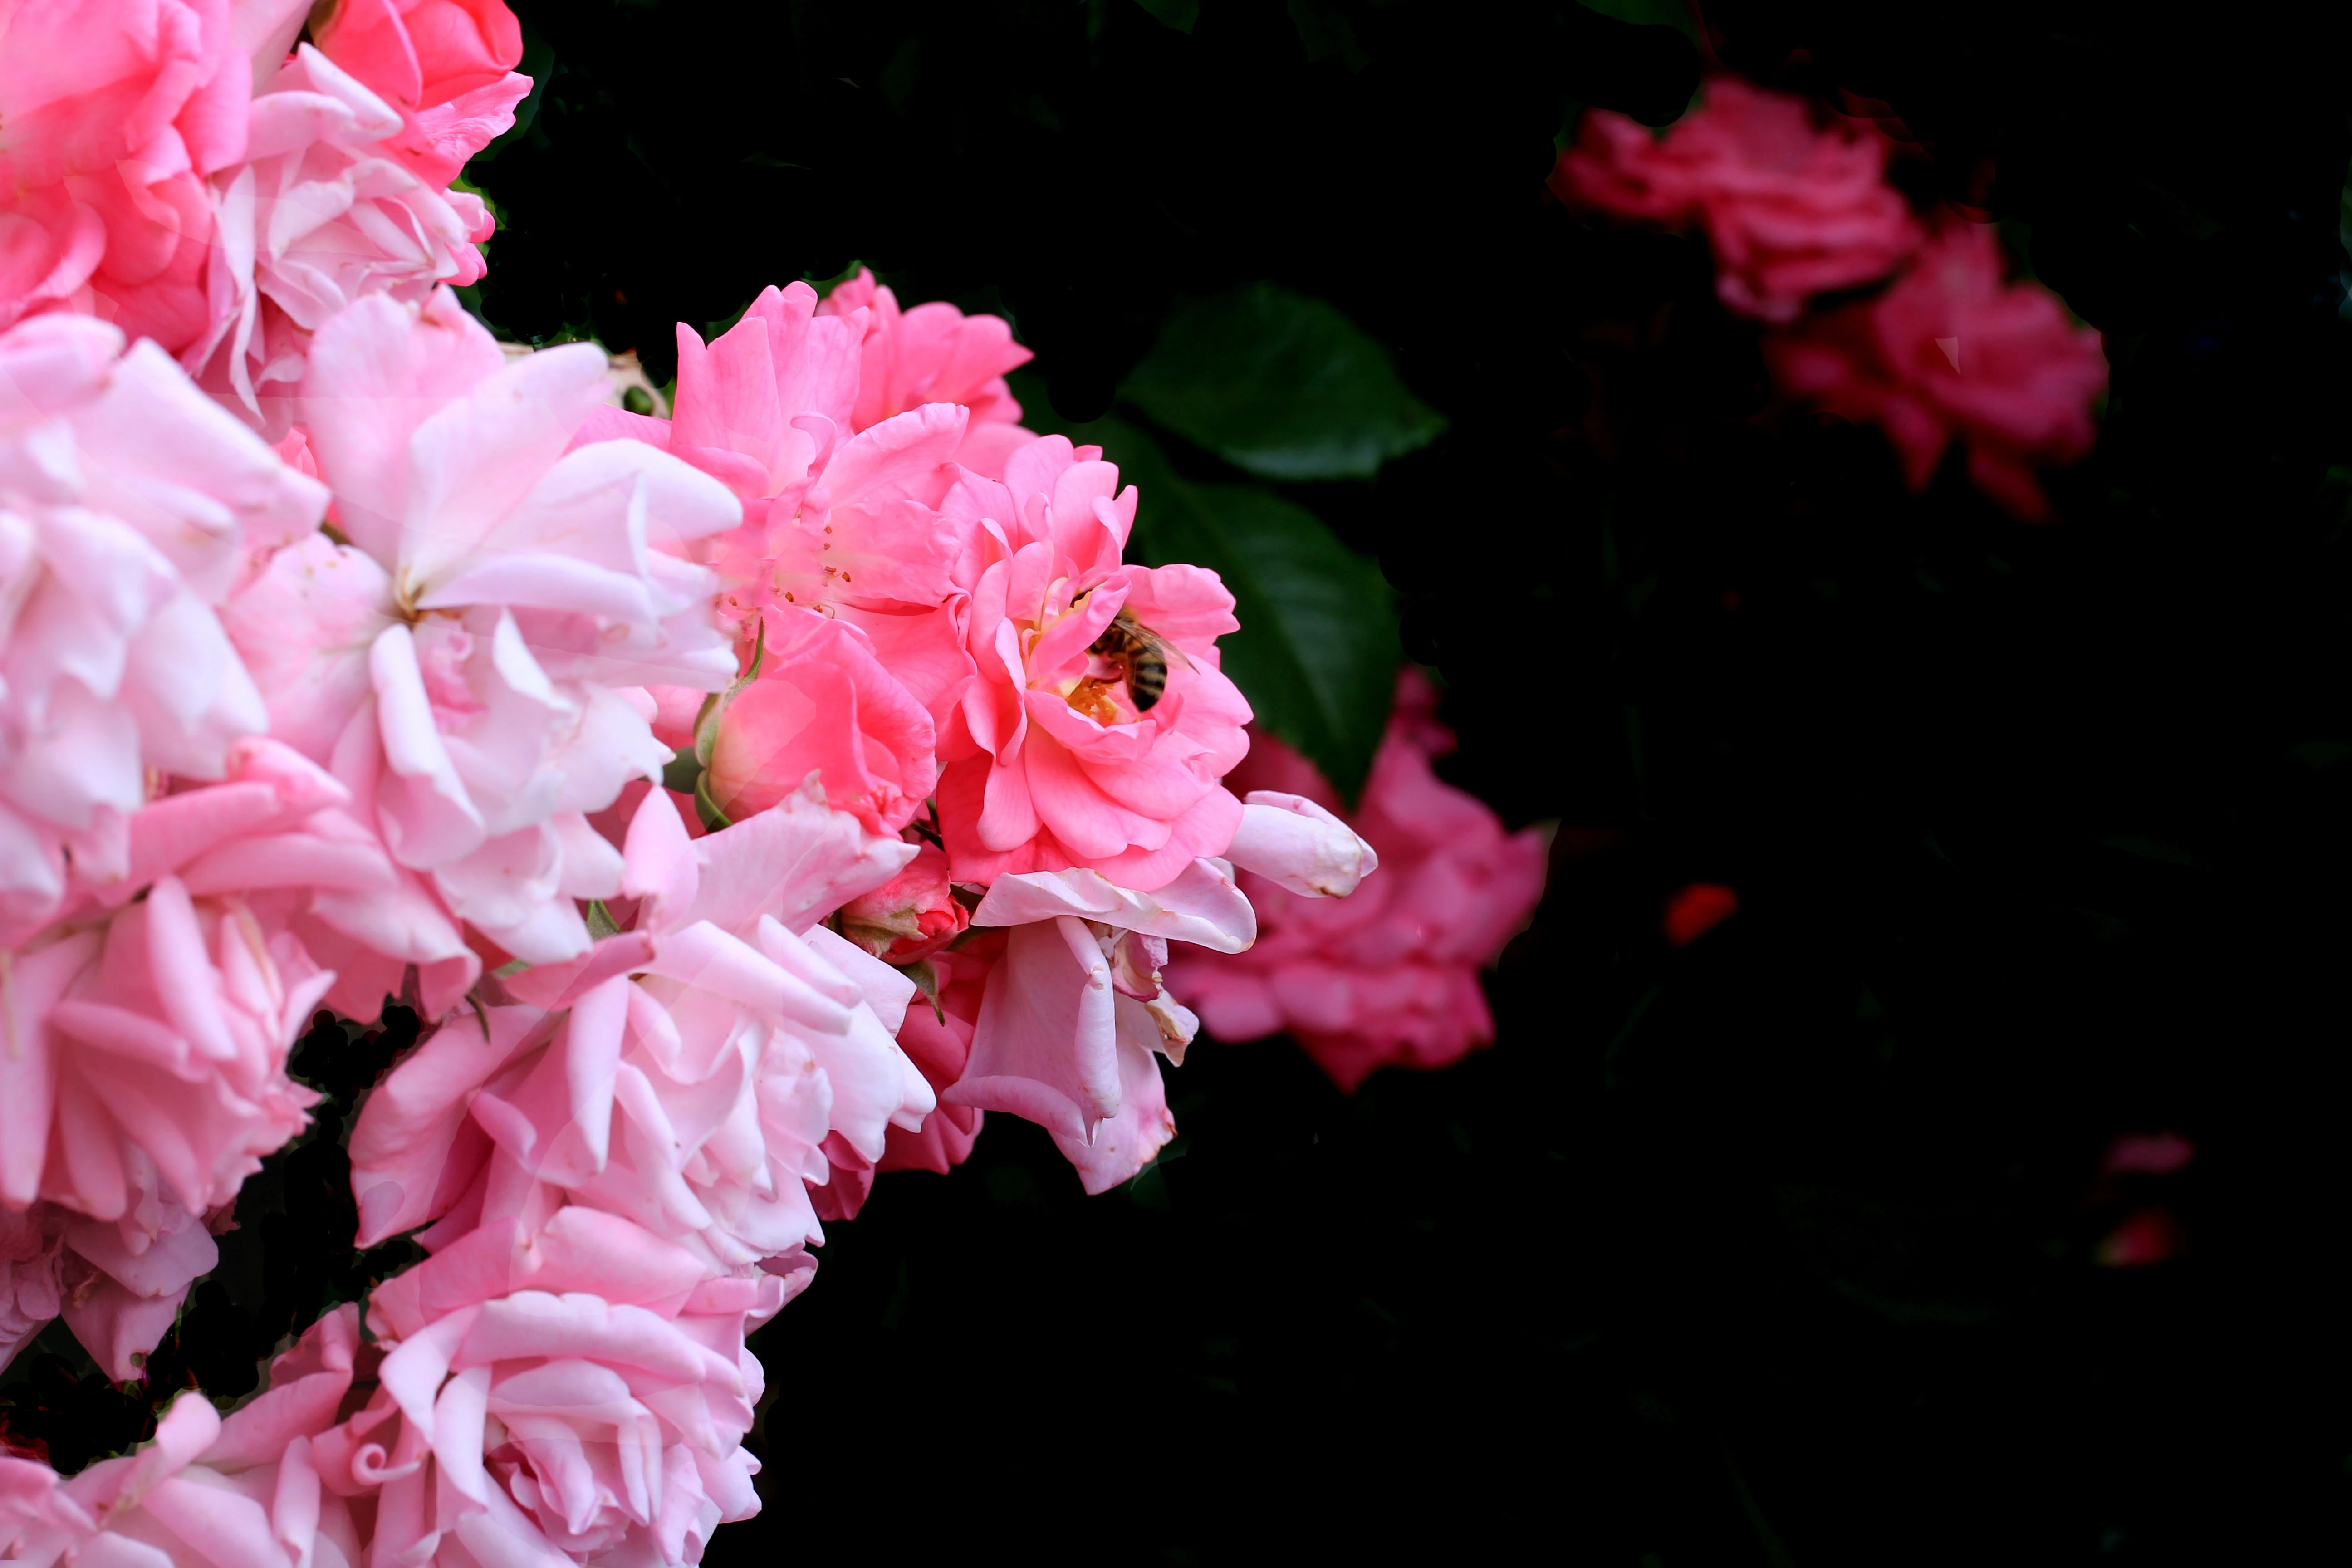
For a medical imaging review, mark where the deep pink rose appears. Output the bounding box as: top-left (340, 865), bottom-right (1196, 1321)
top-left (1165, 671), bottom-right (1549, 1092)
top-left (838, 842), bottom-right (970, 965)
top-left (0, 0), bottom-right (264, 340)
top-left (581, 282), bottom-right (981, 738)
top-left (819, 266), bottom-right (1034, 474)
top-left (1764, 220), bottom-right (2107, 518)
top-left (1552, 77), bottom-right (1922, 323)
top-left (311, 0), bottom-right (529, 186)
top-left (706, 606), bottom-right (939, 835)
top-left (934, 436), bottom-right (1251, 894)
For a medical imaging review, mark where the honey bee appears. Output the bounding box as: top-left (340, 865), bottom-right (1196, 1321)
top-left (1087, 608), bottom-right (1187, 713)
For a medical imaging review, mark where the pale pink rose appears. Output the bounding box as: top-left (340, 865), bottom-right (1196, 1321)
top-left (310, 0), bottom-right (529, 187)
top-left (814, 930), bottom-right (997, 1219)
top-left (0, 312), bottom-right (327, 945)
top-left (1224, 791), bottom-right (1378, 898)
top-left (818, 266), bottom-right (1034, 472)
top-left (0, 0), bottom-right (266, 340)
top-left (900, 860), bottom-right (1250, 1193)
top-left (0, 872), bottom-right (327, 1238)
top-left (0, 1205), bottom-right (65, 1374)
top-left (1165, 671), bottom-right (1549, 1092)
top-left (705, 605), bottom-right (938, 835)
top-left (1, 1306), bottom-right (370, 1565)
top-left (0, 869), bottom-right (321, 1383)
top-left (933, 436), bottom-right (1252, 894)
top-left (1552, 78), bottom-right (1923, 323)
top-left (315, 1281), bottom-right (770, 1565)
top-left (838, 842), bottom-right (968, 965)
top-left (188, 44), bottom-right (503, 425)
top-left (222, 289), bottom-right (741, 964)
top-left (348, 785), bottom-right (929, 1272)
top-left (1764, 220), bottom-right (2108, 518)
top-left (1, 735), bottom-right (466, 1380)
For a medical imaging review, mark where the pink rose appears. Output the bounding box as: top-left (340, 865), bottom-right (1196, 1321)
top-left (1552, 77), bottom-right (1922, 323)
top-left (706, 606), bottom-right (939, 836)
top-left (0, 1205), bottom-right (65, 1374)
top-left (0, 878), bottom-right (324, 1355)
top-left (347, 785), bottom-right (930, 1271)
top-left (578, 282), bottom-right (980, 736)
top-left (0, 312), bottom-right (326, 946)
top-left (316, 1280), bottom-right (771, 1564)
top-left (223, 289), bottom-right (741, 964)
top-left (187, 44), bottom-right (506, 425)
top-left (0, 735), bottom-right (466, 1379)
top-left (310, 0), bottom-right (530, 187)
top-left (902, 860), bottom-right (1249, 1191)
top-left (1764, 220), bottom-right (2108, 518)
top-left (1165, 671), bottom-right (1549, 1092)
top-left (819, 266), bottom-right (1034, 474)
top-left (0, 1306), bottom-right (370, 1563)
top-left (933, 436), bottom-right (1251, 894)
top-left (0, 0), bottom-right (260, 339)
top-left (1, 1200), bottom-right (224, 1384)
top-left (838, 841), bottom-right (970, 965)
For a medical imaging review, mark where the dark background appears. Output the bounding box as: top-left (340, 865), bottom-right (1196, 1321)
top-left (468, 1), bottom-right (2352, 1561)
top-left (10, 1), bottom-right (2347, 1560)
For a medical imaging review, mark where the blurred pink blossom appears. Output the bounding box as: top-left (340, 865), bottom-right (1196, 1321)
top-left (1166, 671), bottom-right (1548, 1092)
top-left (2103, 1130), bottom-right (2195, 1176)
top-left (1764, 221), bottom-right (2107, 519)
top-left (1552, 78), bottom-right (1922, 323)
top-left (2096, 1206), bottom-right (2185, 1268)
top-left (1663, 881), bottom-right (1739, 946)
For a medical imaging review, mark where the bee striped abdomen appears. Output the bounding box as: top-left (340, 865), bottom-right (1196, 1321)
top-left (1088, 612), bottom-right (1175, 713)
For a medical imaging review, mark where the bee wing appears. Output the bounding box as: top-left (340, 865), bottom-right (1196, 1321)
top-left (1121, 615), bottom-right (1193, 670)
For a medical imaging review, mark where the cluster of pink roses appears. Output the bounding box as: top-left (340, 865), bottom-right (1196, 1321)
top-left (0, 2), bottom-right (1475, 1558)
top-left (1553, 77), bottom-right (2109, 519)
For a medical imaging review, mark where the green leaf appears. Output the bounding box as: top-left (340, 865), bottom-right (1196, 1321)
top-left (1119, 282), bottom-right (1446, 481)
top-left (1132, 0), bottom-right (1199, 32)
top-left (1576, 0), bottom-right (1701, 41)
top-left (1161, 482), bottom-right (1396, 800)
